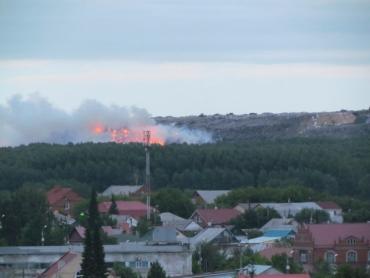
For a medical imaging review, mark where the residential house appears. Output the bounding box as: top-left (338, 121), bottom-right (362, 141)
top-left (239, 264), bottom-right (282, 276)
top-left (260, 218), bottom-right (299, 233)
top-left (160, 212), bottom-right (202, 233)
top-left (190, 208), bottom-right (240, 228)
top-left (234, 203), bottom-right (262, 214)
top-left (259, 246), bottom-right (293, 260)
top-left (101, 185), bottom-right (145, 197)
top-left (247, 236), bottom-right (282, 253)
top-left (98, 200), bottom-right (151, 219)
top-left (39, 252), bottom-right (81, 278)
top-left (192, 190), bottom-right (230, 207)
top-left (69, 225), bottom-right (123, 244)
top-left (316, 201), bottom-right (343, 223)
top-left (189, 227), bottom-right (238, 249)
top-left (47, 186), bottom-right (83, 215)
top-left (293, 223), bottom-right (370, 271)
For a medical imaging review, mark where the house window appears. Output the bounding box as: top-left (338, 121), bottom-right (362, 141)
top-left (325, 251), bottom-right (336, 264)
top-left (299, 250), bottom-right (308, 263)
top-left (64, 198), bottom-right (70, 211)
top-left (346, 238), bottom-right (357, 245)
top-left (346, 250), bottom-right (357, 263)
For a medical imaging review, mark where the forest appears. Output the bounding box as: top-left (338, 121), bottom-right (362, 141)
top-left (0, 137), bottom-right (369, 200)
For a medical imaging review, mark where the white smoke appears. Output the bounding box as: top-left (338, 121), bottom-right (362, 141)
top-left (0, 95), bottom-right (213, 146)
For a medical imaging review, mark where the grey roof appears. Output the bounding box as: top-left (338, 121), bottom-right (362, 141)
top-left (260, 218), bottom-right (299, 232)
top-left (160, 212), bottom-right (186, 223)
top-left (258, 202), bottom-right (321, 217)
top-left (101, 185), bottom-right (143, 196)
top-left (242, 264), bottom-right (278, 275)
top-left (163, 219), bottom-right (202, 232)
top-left (189, 227), bottom-right (226, 246)
top-left (195, 190), bottom-right (230, 204)
top-left (0, 242), bottom-right (188, 255)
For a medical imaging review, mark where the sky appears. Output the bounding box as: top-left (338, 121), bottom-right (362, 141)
top-left (0, 0), bottom-right (370, 116)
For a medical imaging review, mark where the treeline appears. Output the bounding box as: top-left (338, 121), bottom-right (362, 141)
top-left (0, 137), bottom-right (369, 199)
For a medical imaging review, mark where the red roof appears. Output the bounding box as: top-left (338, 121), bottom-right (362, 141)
top-left (39, 252), bottom-right (79, 277)
top-left (316, 201), bottom-right (341, 210)
top-left (47, 186), bottom-right (82, 205)
top-left (98, 201), bottom-right (150, 219)
top-left (193, 208), bottom-right (240, 225)
top-left (306, 223), bottom-right (370, 246)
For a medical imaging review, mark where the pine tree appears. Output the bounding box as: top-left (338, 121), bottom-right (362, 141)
top-left (108, 194), bottom-right (118, 215)
top-left (80, 188), bottom-right (107, 277)
top-left (147, 261), bottom-right (166, 278)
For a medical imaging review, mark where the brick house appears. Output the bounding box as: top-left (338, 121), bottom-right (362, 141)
top-left (47, 186), bottom-right (83, 215)
top-left (293, 223), bottom-right (370, 271)
top-left (190, 208), bottom-right (240, 228)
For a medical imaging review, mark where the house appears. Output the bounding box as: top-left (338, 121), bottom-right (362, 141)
top-left (69, 225), bottom-right (123, 244)
top-left (39, 252), bottom-right (81, 278)
top-left (101, 185), bottom-right (145, 197)
top-left (47, 186), bottom-right (83, 215)
top-left (0, 243), bottom-right (192, 277)
top-left (260, 218), bottom-right (299, 233)
top-left (192, 190), bottom-right (230, 207)
top-left (235, 203), bottom-right (262, 213)
top-left (111, 214), bottom-right (138, 229)
top-left (98, 200), bottom-right (151, 219)
top-left (190, 208), bottom-right (240, 228)
top-left (293, 223), bottom-right (370, 271)
top-left (160, 212), bottom-right (202, 233)
top-left (316, 201), bottom-right (343, 223)
top-left (247, 236), bottom-right (282, 252)
top-left (253, 275), bottom-right (310, 278)
top-left (189, 227), bottom-right (238, 247)
top-left (263, 229), bottom-right (295, 239)
top-left (239, 264), bottom-right (282, 276)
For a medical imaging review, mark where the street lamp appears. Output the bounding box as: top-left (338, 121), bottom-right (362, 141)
top-left (41, 225), bottom-right (47, 246)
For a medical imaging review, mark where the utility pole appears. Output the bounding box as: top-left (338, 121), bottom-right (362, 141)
top-left (143, 131), bottom-right (151, 221)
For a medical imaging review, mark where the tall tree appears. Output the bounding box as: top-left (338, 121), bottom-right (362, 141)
top-left (109, 194), bottom-right (119, 215)
top-left (80, 188), bottom-right (107, 277)
top-left (147, 261), bottom-right (166, 278)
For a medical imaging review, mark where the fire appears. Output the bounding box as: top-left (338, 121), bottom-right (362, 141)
top-left (91, 123), bottom-right (165, 145)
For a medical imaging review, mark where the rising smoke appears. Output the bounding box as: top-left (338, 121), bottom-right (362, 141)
top-left (0, 95), bottom-right (213, 146)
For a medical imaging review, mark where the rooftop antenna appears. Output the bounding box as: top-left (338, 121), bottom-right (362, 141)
top-left (143, 130), bottom-right (151, 220)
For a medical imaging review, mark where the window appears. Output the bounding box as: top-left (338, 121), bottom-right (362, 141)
top-left (346, 238), bottom-right (357, 245)
top-left (64, 198), bottom-right (70, 211)
top-left (325, 251), bottom-right (336, 264)
top-left (299, 250), bottom-right (308, 263)
top-left (346, 250), bottom-right (357, 263)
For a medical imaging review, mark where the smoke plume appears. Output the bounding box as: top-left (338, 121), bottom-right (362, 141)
top-left (0, 95), bottom-right (213, 146)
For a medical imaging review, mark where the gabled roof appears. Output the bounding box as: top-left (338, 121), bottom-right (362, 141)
top-left (47, 186), bottom-right (82, 205)
top-left (192, 208), bottom-right (240, 226)
top-left (242, 264), bottom-right (281, 275)
top-left (316, 201), bottom-right (341, 210)
top-left (101, 185), bottom-right (143, 196)
top-left (160, 212), bottom-right (186, 223)
top-left (260, 218), bottom-right (298, 232)
top-left (190, 227), bottom-right (230, 246)
top-left (194, 190), bottom-right (230, 204)
top-left (98, 201), bottom-right (150, 218)
top-left (305, 223), bottom-right (370, 246)
top-left (163, 219), bottom-right (202, 232)
top-left (39, 251), bottom-right (80, 277)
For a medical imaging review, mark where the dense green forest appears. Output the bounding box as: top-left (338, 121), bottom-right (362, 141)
top-left (0, 137), bottom-right (369, 199)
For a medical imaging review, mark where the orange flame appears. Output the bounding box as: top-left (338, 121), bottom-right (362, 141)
top-left (91, 123), bottom-right (165, 145)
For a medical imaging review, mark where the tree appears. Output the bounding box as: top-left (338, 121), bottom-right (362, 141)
top-left (271, 253), bottom-right (302, 274)
top-left (334, 264), bottom-right (370, 278)
top-left (113, 262), bottom-right (139, 278)
top-left (80, 188), bottom-right (107, 277)
top-left (199, 242), bottom-right (225, 272)
top-left (109, 195), bottom-right (118, 215)
top-left (294, 209), bottom-right (330, 224)
top-left (147, 261), bottom-right (166, 278)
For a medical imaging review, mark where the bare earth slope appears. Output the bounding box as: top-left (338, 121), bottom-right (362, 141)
top-left (156, 110), bottom-right (370, 142)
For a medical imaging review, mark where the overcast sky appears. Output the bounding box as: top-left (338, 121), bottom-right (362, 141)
top-left (0, 0), bottom-right (369, 116)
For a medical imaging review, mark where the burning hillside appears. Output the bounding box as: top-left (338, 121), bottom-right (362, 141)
top-left (0, 95), bottom-right (213, 146)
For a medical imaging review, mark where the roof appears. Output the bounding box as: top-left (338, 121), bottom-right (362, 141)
top-left (98, 201), bottom-right (149, 218)
top-left (263, 229), bottom-right (294, 238)
top-left (192, 208), bottom-right (240, 226)
top-left (305, 223), bottom-right (370, 246)
top-left (101, 185), bottom-right (143, 196)
top-left (316, 201), bottom-right (341, 210)
top-left (47, 186), bottom-right (82, 205)
top-left (194, 190), bottom-right (230, 204)
top-left (242, 264), bottom-right (278, 275)
top-left (39, 251), bottom-right (80, 277)
top-left (163, 219), bottom-right (202, 232)
top-left (247, 236), bottom-right (281, 244)
top-left (259, 246), bottom-right (292, 260)
top-left (160, 212), bottom-right (186, 223)
top-left (260, 218), bottom-right (298, 232)
top-left (190, 227), bottom-right (228, 246)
